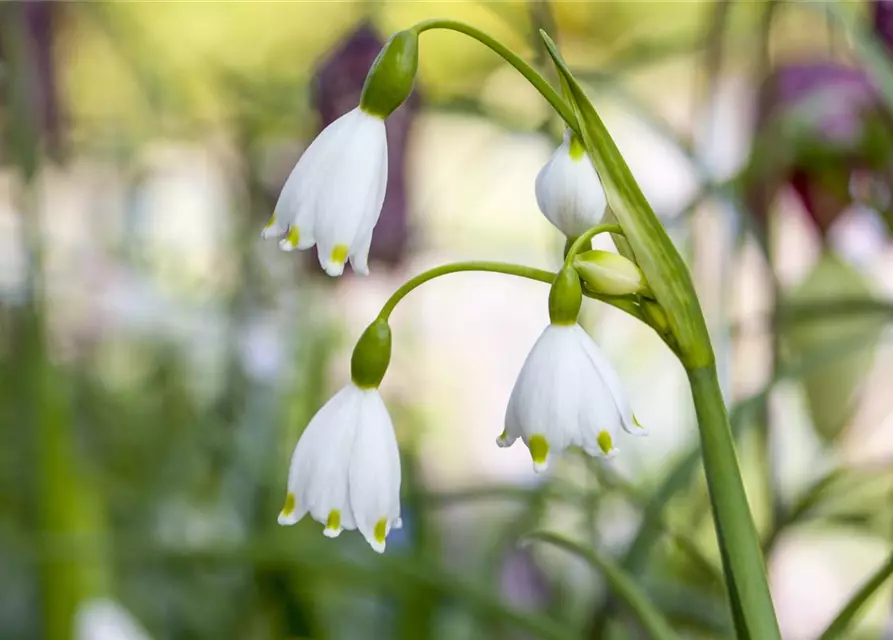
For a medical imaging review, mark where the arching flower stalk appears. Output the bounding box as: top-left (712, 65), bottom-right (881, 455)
top-left (269, 19), bottom-right (782, 640)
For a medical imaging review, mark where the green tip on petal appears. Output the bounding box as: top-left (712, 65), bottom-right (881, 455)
top-left (331, 244), bottom-right (349, 265)
top-left (569, 133), bottom-right (586, 160)
top-left (373, 518), bottom-right (388, 545)
top-left (280, 492), bottom-right (296, 517)
top-left (264, 214), bottom-right (278, 230)
top-left (324, 510), bottom-right (342, 534)
top-left (286, 226), bottom-right (300, 247)
top-left (597, 431), bottom-right (613, 455)
top-left (528, 434), bottom-right (550, 467)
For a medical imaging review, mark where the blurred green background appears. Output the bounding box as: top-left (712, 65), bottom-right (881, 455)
top-left (2, 1), bottom-right (893, 639)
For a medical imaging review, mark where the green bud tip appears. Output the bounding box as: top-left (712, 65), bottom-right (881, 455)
top-left (351, 318), bottom-right (392, 388)
top-left (359, 30), bottom-right (419, 119)
top-left (573, 249), bottom-right (650, 297)
top-left (549, 267), bottom-right (583, 325)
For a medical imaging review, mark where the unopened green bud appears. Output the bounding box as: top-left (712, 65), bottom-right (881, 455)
top-left (351, 318), bottom-right (392, 388)
top-left (549, 267), bottom-right (583, 325)
top-left (573, 249), bottom-right (650, 297)
top-left (359, 30), bottom-right (419, 119)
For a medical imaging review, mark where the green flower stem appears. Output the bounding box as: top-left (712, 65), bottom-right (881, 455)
top-left (377, 261), bottom-right (642, 324)
top-left (411, 19), bottom-right (578, 130)
top-left (562, 223), bottom-right (623, 269)
top-left (688, 364), bottom-right (780, 639)
top-left (540, 31), bottom-right (780, 638)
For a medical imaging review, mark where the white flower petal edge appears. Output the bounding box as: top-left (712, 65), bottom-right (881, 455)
top-left (535, 129), bottom-right (607, 238)
top-left (499, 324), bottom-right (640, 472)
top-left (262, 107), bottom-right (388, 277)
top-left (278, 382), bottom-right (401, 553)
top-left (75, 598), bottom-right (153, 640)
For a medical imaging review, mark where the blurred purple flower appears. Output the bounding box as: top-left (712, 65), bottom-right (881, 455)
top-left (875, 0), bottom-right (893, 47)
top-left (312, 23), bottom-right (420, 269)
top-left (746, 1), bottom-right (893, 237)
top-left (20, 1), bottom-right (63, 157)
top-left (499, 547), bottom-right (551, 635)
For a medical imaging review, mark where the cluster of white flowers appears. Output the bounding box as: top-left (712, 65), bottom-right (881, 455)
top-left (267, 107), bottom-right (642, 552)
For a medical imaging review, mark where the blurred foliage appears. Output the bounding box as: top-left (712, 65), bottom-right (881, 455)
top-left (2, 1), bottom-right (893, 640)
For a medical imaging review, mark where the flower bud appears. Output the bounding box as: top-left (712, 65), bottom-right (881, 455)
top-left (535, 129), bottom-right (607, 238)
top-left (351, 318), bottom-right (392, 388)
top-left (548, 267), bottom-right (583, 325)
top-left (359, 30), bottom-right (419, 119)
top-left (573, 249), bottom-right (649, 297)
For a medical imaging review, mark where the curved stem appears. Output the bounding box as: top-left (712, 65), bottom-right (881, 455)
top-left (377, 261), bottom-right (643, 325)
top-left (411, 19), bottom-right (578, 130)
top-left (378, 262), bottom-right (555, 321)
top-left (562, 222), bottom-right (623, 269)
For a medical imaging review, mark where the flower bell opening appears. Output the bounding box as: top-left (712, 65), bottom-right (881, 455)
top-left (262, 107), bottom-right (388, 277)
top-left (278, 382), bottom-right (401, 553)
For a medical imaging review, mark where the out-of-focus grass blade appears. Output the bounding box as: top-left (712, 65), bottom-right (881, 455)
top-left (818, 552), bottom-right (893, 640)
top-left (525, 531), bottom-right (680, 640)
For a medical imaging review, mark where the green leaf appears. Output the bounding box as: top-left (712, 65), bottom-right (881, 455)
top-left (785, 252), bottom-right (883, 442)
top-left (525, 531), bottom-right (680, 640)
top-left (819, 552), bottom-right (893, 640)
top-left (540, 30), bottom-right (711, 368)
top-left (540, 30), bottom-right (781, 640)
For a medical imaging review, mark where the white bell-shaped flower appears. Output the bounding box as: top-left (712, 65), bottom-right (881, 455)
top-left (278, 382), bottom-right (401, 553)
top-left (535, 129), bottom-right (607, 238)
top-left (498, 323), bottom-right (644, 472)
top-left (262, 107), bottom-right (388, 277)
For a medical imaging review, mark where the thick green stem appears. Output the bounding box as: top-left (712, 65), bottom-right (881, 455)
top-left (688, 365), bottom-right (781, 640)
top-left (411, 19), bottom-right (578, 130)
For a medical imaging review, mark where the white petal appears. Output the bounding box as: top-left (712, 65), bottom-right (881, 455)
top-left (347, 227), bottom-right (373, 276)
top-left (574, 325), bottom-right (642, 436)
top-left (348, 389), bottom-right (401, 553)
top-left (75, 598), bottom-right (152, 640)
top-left (280, 384), bottom-right (363, 534)
top-left (504, 325), bottom-right (590, 471)
top-left (273, 112), bottom-right (354, 242)
top-left (312, 111), bottom-right (388, 267)
top-left (535, 130), bottom-right (606, 238)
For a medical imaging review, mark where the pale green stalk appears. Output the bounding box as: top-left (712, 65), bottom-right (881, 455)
top-left (378, 258), bottom-right (637, 322)
top-left (539, 30), bottom-right (781, 640)
top-left (410, 19), bottom-right (579, 133)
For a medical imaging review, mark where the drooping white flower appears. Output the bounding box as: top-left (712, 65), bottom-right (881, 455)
top-left (75, 598), bottom-right (152, 640)
top-left (262, 107), bottom-right (388, 277)
top-left (535, 129), bottom-right (607, 238)
top-left (498, 323), bottom-right (644, 472)
top-left (278, 382), bottom-right (401, 553)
